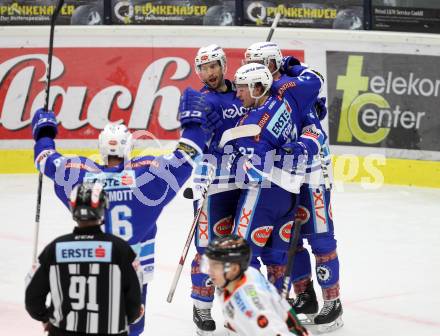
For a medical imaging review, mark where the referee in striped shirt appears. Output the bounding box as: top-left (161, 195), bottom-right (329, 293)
top-left (25, 182), bottom-right (142, 335)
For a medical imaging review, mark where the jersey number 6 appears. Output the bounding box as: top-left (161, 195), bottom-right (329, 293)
top-left (110, 205), bottom-right (133, 241)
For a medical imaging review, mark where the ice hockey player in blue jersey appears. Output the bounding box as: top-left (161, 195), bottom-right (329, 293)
top-left (227, 63), bottom-right (302, 292)
top-left (243, 42), bottom-right (323, 293)
top-left (244, 42), bottom-right (343, 332)
top-left (31, 88), bottom-right (222, 336)
top-left (190, 44), bottom-right (247, 335)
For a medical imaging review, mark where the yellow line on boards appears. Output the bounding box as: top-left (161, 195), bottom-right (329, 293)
top-left (0, 150), bottom-right (439, 188)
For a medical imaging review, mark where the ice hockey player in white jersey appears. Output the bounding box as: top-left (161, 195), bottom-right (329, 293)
top-left (202, 235), bottom-right (310, 336)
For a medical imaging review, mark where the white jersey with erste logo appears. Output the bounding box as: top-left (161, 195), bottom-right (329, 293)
top-left (218, 267), bottom-right (295, 336)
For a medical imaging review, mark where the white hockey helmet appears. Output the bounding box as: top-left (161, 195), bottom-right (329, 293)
top-left (98, 123), bottom-right (133, 165)
top-left (244, 42), bottom-right (283, 74)
top-left (195, 44), bottom-right (227, 75)
top-left (234, 63), bottom-right (273, 99)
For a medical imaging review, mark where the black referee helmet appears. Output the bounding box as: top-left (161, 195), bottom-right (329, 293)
top-left (69, 182), bottom-right (108, 222)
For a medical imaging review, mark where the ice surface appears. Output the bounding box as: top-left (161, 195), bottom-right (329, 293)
top-left (1, 174), bottom-right (439, 335)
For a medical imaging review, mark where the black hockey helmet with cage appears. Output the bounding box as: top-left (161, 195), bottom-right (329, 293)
top-left (205, 234), bottom-right (252, 272)
top-left (69, 182), bottom-right (108, 222)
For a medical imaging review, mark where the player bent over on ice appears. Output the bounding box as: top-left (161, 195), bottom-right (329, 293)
top-left (31, 88), bottom-right (222, 336)
top-left (202, 234), bottom-right (310, 336)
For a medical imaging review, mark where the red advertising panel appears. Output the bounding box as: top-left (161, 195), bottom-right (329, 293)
top-left (0, 47), bottom-right (304, 140)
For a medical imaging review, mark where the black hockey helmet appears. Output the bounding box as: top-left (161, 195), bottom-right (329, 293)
top-left (69, 182), bottom-right (108, 222)
top-left (205, 234), bottom-right (252, 273)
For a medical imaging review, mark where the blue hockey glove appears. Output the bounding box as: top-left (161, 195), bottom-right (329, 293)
top-left (31, 108), bottom-right (58, 141)
top-left (277, 141), bottom-right (309, 175)
top-left (280, 56), bottom-right (304, 77)
top-left (312, 97), bottom-right (327, 121)
top-left (282, 141), bottom-right (308, 160)
top-left (281, 126), bottom-right (324, 169)
top-left (298, 126), bottom-right (325, 157)
top-left (178, 87), bottom-right (222, 133)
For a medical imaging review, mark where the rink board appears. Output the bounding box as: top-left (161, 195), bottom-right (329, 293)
top-left (1, 26), bottom-right (439, 187)
top-left (0, 148), bottom-right (438, 188)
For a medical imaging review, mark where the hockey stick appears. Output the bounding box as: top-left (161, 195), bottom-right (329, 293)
top-left (166, 124), bottom-right (261, 303)
top-left (281, 218), bottom-right (303, 299)
top-left (321, 150), bottom-right (331, 190)
top-left (266, 12), bottom-right (282, 42)
top-left (262, 9), bottom-right (303, 300)
top-left (32, 0), bottom-right (65, 266)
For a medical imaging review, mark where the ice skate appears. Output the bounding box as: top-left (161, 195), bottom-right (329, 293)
top-left (314, 298), bottom-right (344, 333)
top-left (288, 280), bottom-right (319, 325)
top-left (193, 305), bottom-right (216, 335)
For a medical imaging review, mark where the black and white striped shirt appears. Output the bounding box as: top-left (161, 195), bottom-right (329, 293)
top-left (25, 225), bottom-right (141, 335)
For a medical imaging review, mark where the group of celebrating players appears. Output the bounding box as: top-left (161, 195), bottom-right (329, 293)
top-left (26, 41), bottom-right (343, 336)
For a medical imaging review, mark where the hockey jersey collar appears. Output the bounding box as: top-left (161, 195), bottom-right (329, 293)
top-left (73, 225), bottom-right (103, 235)
top-left (223, 274), bottom-right (247, 302)
top-left (202, 79), bottom-right (235, 94)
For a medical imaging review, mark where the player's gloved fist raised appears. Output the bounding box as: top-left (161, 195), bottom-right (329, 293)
top-left (280, 56), bottom-right (303, 77)
top-left (312, 97), bottom-right (327, 121)
top-left (32, 108), bottom-right (58, 141)
top-left (178, 87), bottom-right (222, 134)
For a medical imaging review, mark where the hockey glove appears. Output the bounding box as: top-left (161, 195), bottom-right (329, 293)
top-left (281, 126), bottom-right (324, 169)
top-left (312, 97), bottom-right (327, 121)
top-left (178, 87), bottom-right (222, 134)
top-left (282, 141), bottom-right (308, 164)
top-left (32, 108), bottom-right (58, 141)
top-left (300, 125), bottom-right (325, 156)
top-left (281, 56), bottom-right (306, 77)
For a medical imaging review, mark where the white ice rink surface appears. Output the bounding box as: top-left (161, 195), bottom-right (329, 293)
top-left (1, 174), bottom-right (439, 336)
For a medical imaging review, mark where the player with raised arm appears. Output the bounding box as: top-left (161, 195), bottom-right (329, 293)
top-left (202, 235), bottom-right (310, 336)
top-left (244, 42), bottom-right (343, 332)
top-left (31, 88), bottom-right (222, 336)
top-left (189, 44), bottom-right (246, 335)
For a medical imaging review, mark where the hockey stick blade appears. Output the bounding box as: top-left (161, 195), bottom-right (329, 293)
top-left (182, 125), bottom-right (260, 201)
top-left (218, 124), bottom-right (261, 148)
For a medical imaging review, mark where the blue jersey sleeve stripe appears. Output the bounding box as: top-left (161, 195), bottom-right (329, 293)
top-left (139, 242), bottom-right (154, 258)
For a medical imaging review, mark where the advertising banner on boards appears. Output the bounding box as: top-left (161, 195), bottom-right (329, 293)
top-left (0, 0), bottom-right (104, 25)
top-left (243, 0), bottom-right (364, 30)
top-left (0, 47), bottom-right (303, 140)
top-left (111, 0), bottom-right (236, 26)
top-left (372, 0), bottom-right (440, 33)
top-left (327, 51), bottom-right (440, 154)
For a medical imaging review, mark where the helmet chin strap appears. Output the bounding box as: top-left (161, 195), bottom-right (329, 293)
top-left (220, 262), bottom-right (243, 289)
top-left (249, 83), bottom-right (268, 100)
